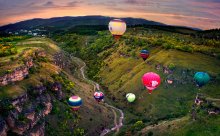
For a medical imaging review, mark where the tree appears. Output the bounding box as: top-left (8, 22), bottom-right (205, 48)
top-left (131, 120), bottom-right (145, 132)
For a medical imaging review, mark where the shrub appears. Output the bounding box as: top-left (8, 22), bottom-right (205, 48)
top-left (148, 131), bottom-right (154, 136)
top-left (29, 67), bottom-right (39, 74)
top-left (131, 120), bottom-right (145, 132)
top-left (217, 53), bottom-right (220, 60)
top-left (153, 39), bottom-right (164, 46)
top-left (168, 63), bottom-right (176, 70)
top-left (162, 43), bottom-right (173, 49)
top-left (73, 128), bottom-right (85, 136)
top-left (181, 45), bottom-right (193, 53)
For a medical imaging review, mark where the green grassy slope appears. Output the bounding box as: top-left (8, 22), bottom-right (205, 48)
top-left (96, 29), bottom-right (220, 135)
top-left (51, 25), bottom-right (220, 135)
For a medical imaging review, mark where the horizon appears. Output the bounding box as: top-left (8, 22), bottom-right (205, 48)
top-left (0, 0), bottom-right (220, 30)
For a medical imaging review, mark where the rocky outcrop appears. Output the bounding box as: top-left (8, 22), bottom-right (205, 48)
top-left (51, 82), bottom-right (63, 100)
top-left (33, 86), bottom-right (47, 95)
top-left (51, 82), bottom-right (62, 91)
top-left (11, 93), bottom-right (28, 106)
top-left (0, 59), bottom-right (33, 86)
top-left (0, 116), bottom-right (8, 136)
top-left (12, 121), bottom-right (30, 135)
top-left (27, 121), bottom-right (45, 136)
top-left (0, 86), bottom-right (53, 135)
top-left (36, 51), bottom-right (46, 58)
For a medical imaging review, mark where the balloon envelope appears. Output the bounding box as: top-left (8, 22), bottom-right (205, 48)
top-left (68, 95), bottom-right (82, 111)
top-left (126, 93), bottom-right (136, 102)
top-left (194, 72), bottom-right (210, 87)
top-left (140, 50), bottom-right (149, 61)
top-left (142, 72), bottom-right (161, 94)
top-left (94, 91), bottom-right (104, 102)
top-left (109, 19), bottom-right (126, 40)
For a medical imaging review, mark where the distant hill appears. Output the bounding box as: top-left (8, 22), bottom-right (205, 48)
top-left (0, 16), bottom-right (164, 32)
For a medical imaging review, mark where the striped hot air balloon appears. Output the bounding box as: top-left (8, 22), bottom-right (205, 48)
top-left (68, 95), bottom-right (82, 111)
top-left (94, 91), bottom-right (104, 102)
top-left (108, 19), bottom-right (126, 40)
top-left (140, 50), bottom-right (149, 61)
top-left (142, 72), bottom-right (161, 94)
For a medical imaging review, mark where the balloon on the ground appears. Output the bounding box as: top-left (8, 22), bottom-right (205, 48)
top-left (194, 72), bottom-right (210, 87)
top-left (140, 50), bottom-right (149, 61)
top-left (108, 19), bottom-right (126, 40)
top-left (94, 91), bottom-right (104, 102)
top-left (68, 95), bottom-right (82, 111)
top-left (126, 93), bottom-right (136, 102)
top-left (142, 72), bottom-right (161, 94)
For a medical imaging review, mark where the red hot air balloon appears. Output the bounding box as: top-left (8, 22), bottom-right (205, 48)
top-left (142, 72), bottom-right (161, 94)
top-left (140, 50), bottom-right (149, 61)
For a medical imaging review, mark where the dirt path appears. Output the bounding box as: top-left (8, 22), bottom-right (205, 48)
top-left (70, 56), bottom-right (124, 136)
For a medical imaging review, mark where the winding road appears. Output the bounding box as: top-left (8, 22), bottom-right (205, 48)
top-left (71, 56), bottom-right (124, 136)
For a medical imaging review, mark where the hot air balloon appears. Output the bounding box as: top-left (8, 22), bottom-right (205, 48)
top-left (108, 19), bottom-right (126, 40)
top-left (140, 50), bottom-right (149, 61)
top-left (194, 72), bottom-right (210, 87)
top-left (68, 95), bottom-right (82, 111)
top-left (126, 93), bottom-right (136, 102)
top-left (94, 91), bottom-right (104, 102)
top-left (142, 72), bottom-right (161, 94)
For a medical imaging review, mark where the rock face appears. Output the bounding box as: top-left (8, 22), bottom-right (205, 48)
top-left (0, 59), bottom-right (33, 86)
top-left (36, 51), bottom-right (46, 58)
top-left (0, 116), bottom-right (8, 136)
top-left (0, 86), bottom-right (53, 135)
top-left (27, 121), bottom-right (45, 136)
top-left (51, 82), bottom-right (63, 100)
top-left (33, 86), bottom-right (47, 95)
top-left (11, 93), bottom-right (28, 106)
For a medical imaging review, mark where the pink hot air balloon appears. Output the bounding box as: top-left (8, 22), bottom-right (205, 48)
top-left (142, 72), bottom-right (161, 94)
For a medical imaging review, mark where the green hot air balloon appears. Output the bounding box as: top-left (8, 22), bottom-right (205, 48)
top-left (194, 72), bottom-right (210, 87)
top-left (126, 93), bottom-right (136, 102)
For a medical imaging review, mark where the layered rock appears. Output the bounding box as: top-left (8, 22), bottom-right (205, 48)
top-left (0, 87), bottom-right (53, 135)
top-left (0, 116), bottom-right (8, 136)
top-left (27, 121), bottom-right (45, 136)
top-left (51, 82), bottom-right (63, 100)
top-left (0, 59), bottom-right (33, 86)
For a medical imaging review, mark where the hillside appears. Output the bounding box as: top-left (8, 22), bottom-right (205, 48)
top-left (0, 24), bottom-right (220, 136)
top-left (0, 37), bottom-right (116, 136)
top-left (52, 25), bottom-right (220, 135)
top-left (0, 16), bottom-right (164, 32)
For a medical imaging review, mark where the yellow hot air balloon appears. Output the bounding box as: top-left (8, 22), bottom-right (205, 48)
top-left (108, 19), bottom-right (126, 40)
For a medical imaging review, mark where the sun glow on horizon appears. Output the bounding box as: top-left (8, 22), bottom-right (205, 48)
top-left (0, 0), bottom-right (219, 29)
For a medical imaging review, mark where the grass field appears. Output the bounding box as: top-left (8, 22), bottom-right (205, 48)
top-left (98, 39), bottom-right (220, 135)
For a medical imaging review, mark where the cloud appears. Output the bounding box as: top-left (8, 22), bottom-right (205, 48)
top-left (66, 0), bottom-right (83, 7)
top-left (43, 1), bottom-right (54, 7)
top-left (0, 0), bottom-right (219, 29)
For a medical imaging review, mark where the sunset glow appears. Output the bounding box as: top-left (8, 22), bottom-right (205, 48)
top-left (0, 0), bottom-right (219, 29)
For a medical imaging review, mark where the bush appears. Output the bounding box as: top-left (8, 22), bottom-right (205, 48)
top-left (168, 63), bottom-right (176, 70)
top-left (153, 39), bottom-right (164, 46)
top-left (148, 131), bottom-right (154, 136)
top-left (131, 120), bottom-right (145, 132)
top-left (0, 43), bottom-right (17, 57)
top-left (29, 67), bottom-right (39, 74)
top-left (181, 45), bottom-right (193, 53)
top-left (162, 43), bottom-right (174, 49)
top-left (217, 53), bottom-right (220, 60)
top-left (73, 128), bottom-right (85, 136)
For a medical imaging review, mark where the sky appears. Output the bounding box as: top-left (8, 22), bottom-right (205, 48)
top-left (0, 0), bottom-right (219, 29)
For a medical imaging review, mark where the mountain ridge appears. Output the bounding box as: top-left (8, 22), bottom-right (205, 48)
top-left (0, 15), bottom-right (165, 32)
